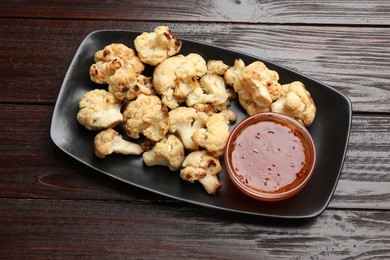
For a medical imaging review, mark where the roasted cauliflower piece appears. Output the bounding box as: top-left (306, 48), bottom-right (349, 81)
top-left (186, 73), bottom-right (231, 111)
top-left (153, 53), bottom-right (207, 109)
top-left (108, 67), bottom-right (153, 101)
top-left (89, 43), bottom-right (145, 84)
top-left (234, 61), bottom-right (282, 115)
top-left (180, 150), bottom-right (222, 194)
top-left (134, 26), bottom-right (182, 66)
top-left (271, 81), bottom-right (316, 126)
top-left (168, 107), bottom-right (209, 151)
top-left (77, 89), bottom-right (123, 131)
top-left (224, 58), bottom-right (245, 86)
top-left (207, 60), bottom-right (230, 75)
top-left (142, 135), bottom-right (185, 171)
top-left (89, 58), bottom-right (123, 85)
top-left (123, 94), bottom-right (169, 142)
top-left (94, 128), bottom-right (143, 159)
top-left (192, 110), bottom-right (237, 157)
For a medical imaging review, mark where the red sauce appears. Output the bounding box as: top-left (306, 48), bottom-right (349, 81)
top-left (231, 121), bottom-right (307, 193)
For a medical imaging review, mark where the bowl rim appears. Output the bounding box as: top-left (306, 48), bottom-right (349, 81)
top-left (224, 112), bottom-right (317, 202)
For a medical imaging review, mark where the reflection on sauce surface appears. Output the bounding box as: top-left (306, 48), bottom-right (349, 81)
top-left (231, 121), bottom-right (307, 193)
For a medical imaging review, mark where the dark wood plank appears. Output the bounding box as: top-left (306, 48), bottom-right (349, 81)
top-left (0, 19), bottom-right (389, 112)
top-left (0, 104), bottom-right (389, 209)
top-left (330, 114), bottom-right (390, 209)
top-left (0, 104), bottom-right (157, 201)
top-left (0, 0), bottom-right (389, 25)
top-left (0, 198), bottom-right (389, 259)
top-left (1, 1), bottom-right (388, 258)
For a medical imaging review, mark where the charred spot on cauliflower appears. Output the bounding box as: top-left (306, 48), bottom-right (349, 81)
top-left (89, 43), bottom-right (145, 84)
top-left (142, 134), bottom-right (185, 171)
top-left (271, 81), bottom-right (316, 126)
top-left (180, 150), bottom-right (222, 194)
top-left (234, 61), bottom-right (282, 116)
top-left (207, 60), bottom-right (230, 75)
top-left (153, 53), bottom-right (207, 109)
top-left (77, 89), bottom-right (123, 131)
top-left (134, 26), bottom-right (182, 66)
top-left (108, 67), bottom-right (153, 101)
top-left (94, 128), bottom-right (143, 158)
top-left (123, 94), bottom-right (169, 142)
top-left (89, 43), bottom-right (150, 102)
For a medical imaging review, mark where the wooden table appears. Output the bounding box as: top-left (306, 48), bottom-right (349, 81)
top-left (1, 1), bottom-right (389, 258)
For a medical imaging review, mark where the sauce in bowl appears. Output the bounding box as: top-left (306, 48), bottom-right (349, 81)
top-left (225, 112), bottom-right (316, 201)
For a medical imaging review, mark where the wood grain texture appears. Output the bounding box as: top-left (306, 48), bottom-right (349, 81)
top-left (0, 0), bottom-right (389, 25)
top-left (1, 2), bottom-right (389, 258)
top-left (0, 104), bottom-right (389, 209)
top-left (0, 19), bottom-right (389, 112)
top-left (330, 114), bottom-right (390, 209)
top-left (0, 198), bottom-right (389, 259)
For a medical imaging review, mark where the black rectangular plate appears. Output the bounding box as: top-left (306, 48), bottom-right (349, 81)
top-left (50, 30), bottom-right (352, 219)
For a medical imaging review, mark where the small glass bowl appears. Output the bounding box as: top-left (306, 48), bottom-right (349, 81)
top-left (224, 112), bottom-right (316, 202)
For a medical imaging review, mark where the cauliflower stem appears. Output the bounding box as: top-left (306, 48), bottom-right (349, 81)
top-left (168, 107), bottom-right (209, 151)
top-left (142, 135), bottom-right (185, 171)
top-left (198, 171), bottom-right (221, 195)
top-left (180, 150), bottom-right (222, 194)
top-left (94, 128), bottom-right (143, 158)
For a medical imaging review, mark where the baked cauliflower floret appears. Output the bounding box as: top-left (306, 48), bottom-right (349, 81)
top-left (207, 60), bottom-right (230, 75)
top-left (192, 110), bottom-right (237, 157)
top-left (94, 128), bottom-right (143, 159)
top-left (108, 67), bottom-right (153, 101)
top-left (271, 81), bottom-right (316, 126)
top-left (224, 58), bottom-right (245, 86)
top-left (186, 73), bottom-right (231, 111)
top-left (180, 150), bottom-right (222, 194)
top-left (134, 26), bottom-right (182, 66)
top-left (142, 135), bottom-right (185, 171)
top-left (153, 53), bottom-right (207, 109)
top-left (89, 43), bottom-right (145, 84)
top-left (168, 107), bottom-right (209, 151)
top-left (123, 94), bottom-right (169, 142)
top-left (234, 61), bottom-right (282, 115)
top-left (77, 89), bottom-right (123, 130)
top-left (89, 58), bottom-right (123, 84)
top-left (95, 43), bottom-right (145, 74)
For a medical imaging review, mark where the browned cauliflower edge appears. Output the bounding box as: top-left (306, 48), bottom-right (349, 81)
top-left (142, 135), bottom-right (185, 171)
top-left (153, 54), bottom-right (207, 109)
top-left (180, 150), bottom-right (222, 194)
top-left (122, 93), bottom-right (169, 142)
top-left (192, 110), bottom-right (237, 157)
top-left (108, 68), bottom-right (153, 101)
top-left (134, 26), bottom-right (182, 66)
top-left (89, 43), bottom-right (144, 84)
top-left (271, 81), bottom-right (316, 126)
top-left (186, 73), bottom-right (232, 112)
top-left (233, 61), bottom-right (282, 116)
top-left (94, 128), bottom-right (143, 159)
